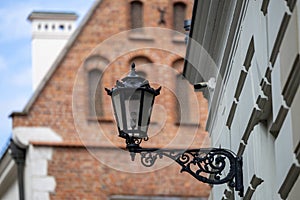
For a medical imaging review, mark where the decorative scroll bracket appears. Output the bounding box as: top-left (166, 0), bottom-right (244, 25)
top-left (128, 147), bottom-right (244, 197)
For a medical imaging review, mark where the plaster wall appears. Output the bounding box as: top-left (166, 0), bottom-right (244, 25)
top-left (207, 0), bottom-right (300, 199)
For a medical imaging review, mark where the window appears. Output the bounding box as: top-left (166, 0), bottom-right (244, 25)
top-left (88, 69), bottom-right (103, 117)
top-left (173, 2), bottom-right (186, 33)
top-left (129, 56), bottom-right (151, 78)
top-left (59, 24), bottom-right (65, 30)
top-left (130, 56), bottom-right (152, 67)
top-left (174, 59), bottom-right (187, 123)
top-left (175, 73), bottom-right (190, 124)
top-left (130, 1), bottom-right (144, 29)
top-left (84, 55), bottom-right (109, 118)
top-left (173, 59), bottom-right (197, 125)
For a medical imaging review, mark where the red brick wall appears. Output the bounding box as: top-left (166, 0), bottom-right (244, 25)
top-left (13, 0), bottom-right (208, 145)
top-left (13, 0), bottom-right (210, 198)
top-left (48, 147), bottom-right (210, 199)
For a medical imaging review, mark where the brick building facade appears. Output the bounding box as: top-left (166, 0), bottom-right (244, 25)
top-left (1, 0), bottom-right (211, 199)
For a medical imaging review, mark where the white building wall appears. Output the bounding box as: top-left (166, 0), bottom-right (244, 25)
top-left (25, 145), bottom-right (56, 200)
top-left (206, 0), bottom-right (300, 199)
top-left (11, 127), bottom-right (62, 200)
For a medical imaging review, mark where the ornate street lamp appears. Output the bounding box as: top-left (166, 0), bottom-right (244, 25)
top-left (105, 63), bottom-right (244, 197)
top-left (105, 63), bottom-right (161, 151)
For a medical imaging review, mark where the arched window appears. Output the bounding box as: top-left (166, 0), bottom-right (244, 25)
top-left (173, 58), bottom-right (197, 125)
top-left (88, 69), bottom-right (103, 117)
top-left (84, 55), bottom-right (109, 118)
top-left (174, 59), bottom-right (188, 123)
top-left (128, 56), bottom-right (151, 80)
top-left (130, 56), bottom-right (152, 67)
top-left (173, 2), bottom-right (186, 33)
top-left (130, 1), bottom-right (144, 29)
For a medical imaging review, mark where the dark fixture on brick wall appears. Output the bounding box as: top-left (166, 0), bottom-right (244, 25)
top-left (105, 63), bottom-right (244, 197)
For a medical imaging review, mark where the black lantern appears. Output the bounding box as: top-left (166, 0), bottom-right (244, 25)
top-left (105, 63), bottom-right (161, 149)
top-left (105, 63), bottom-right (244, 197)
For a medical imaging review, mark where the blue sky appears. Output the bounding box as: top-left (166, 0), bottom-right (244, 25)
top-left (0, 0), bottom-right (95, 155)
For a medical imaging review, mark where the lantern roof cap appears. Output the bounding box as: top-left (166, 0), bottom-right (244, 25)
top-left (105, 63), bottom-right (161, 96)
top-left (118, 63), bottom-right (149, 88)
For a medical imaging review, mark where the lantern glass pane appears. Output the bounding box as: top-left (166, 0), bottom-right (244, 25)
top-left (124, 90), bottom-right (141, 136)
top-left (141, 91), bottom-right (155, 132)
top-left (112, 92), bottom-right (123, 130)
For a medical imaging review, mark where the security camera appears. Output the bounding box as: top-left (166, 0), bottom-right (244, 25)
top-left (194, 82), bottom-right (208, 90)
top-left (194, 78), bottom-right (216, 91)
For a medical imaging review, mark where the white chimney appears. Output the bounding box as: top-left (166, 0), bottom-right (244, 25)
top-left (28, 11), bottom-right (78, 90)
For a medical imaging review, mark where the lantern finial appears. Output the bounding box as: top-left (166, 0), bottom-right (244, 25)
top-left (131, 62), bottom-right (135, 70)
top-left (128, 63), bottom-right (137, 77)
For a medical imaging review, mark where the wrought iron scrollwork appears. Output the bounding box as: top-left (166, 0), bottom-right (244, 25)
top-left (129, 147), bottom-right (244, 197)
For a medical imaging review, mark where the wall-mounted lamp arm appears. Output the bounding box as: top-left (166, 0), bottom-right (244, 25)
top-left (128, 146), bottom-right (244, 197)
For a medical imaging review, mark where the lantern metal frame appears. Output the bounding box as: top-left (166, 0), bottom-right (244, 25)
top-left (105, 63), bottom-right (244, 197)
top-left (105, 63), bottom-right (161, 149)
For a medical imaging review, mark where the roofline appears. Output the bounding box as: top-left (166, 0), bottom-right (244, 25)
top-left (0, 136), bottom-right (12, 160)
top-left (28, 11), bottom-right (78, 21)
top-left (0, 145), bottom-right (15, 187)
top-left (10, 0), bottom-right (103, 117)
top-left (9, 112), bottom-right (27, 117)
top-left (0, 145), bottom-right (10, 162)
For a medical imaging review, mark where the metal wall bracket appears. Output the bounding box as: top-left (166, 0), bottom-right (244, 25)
top-left (128, 146), bottom-right (244, 197)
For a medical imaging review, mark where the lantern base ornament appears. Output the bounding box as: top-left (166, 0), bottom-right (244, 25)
top-left (126, 143), bottom-right (244, 197)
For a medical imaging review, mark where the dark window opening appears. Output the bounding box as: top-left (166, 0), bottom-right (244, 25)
top-left (173, 2), bottom-right (186, 33)
top-left (59, 25), bottom-right (65, 30)
top-left (130, 1), bottom-right (144, 29)
top-left (88, 69), bottom-right (103, 117)
top-left (173, 58), bottom-right (197, 125)
top-left (130, 56), bottom-right (152, 67)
